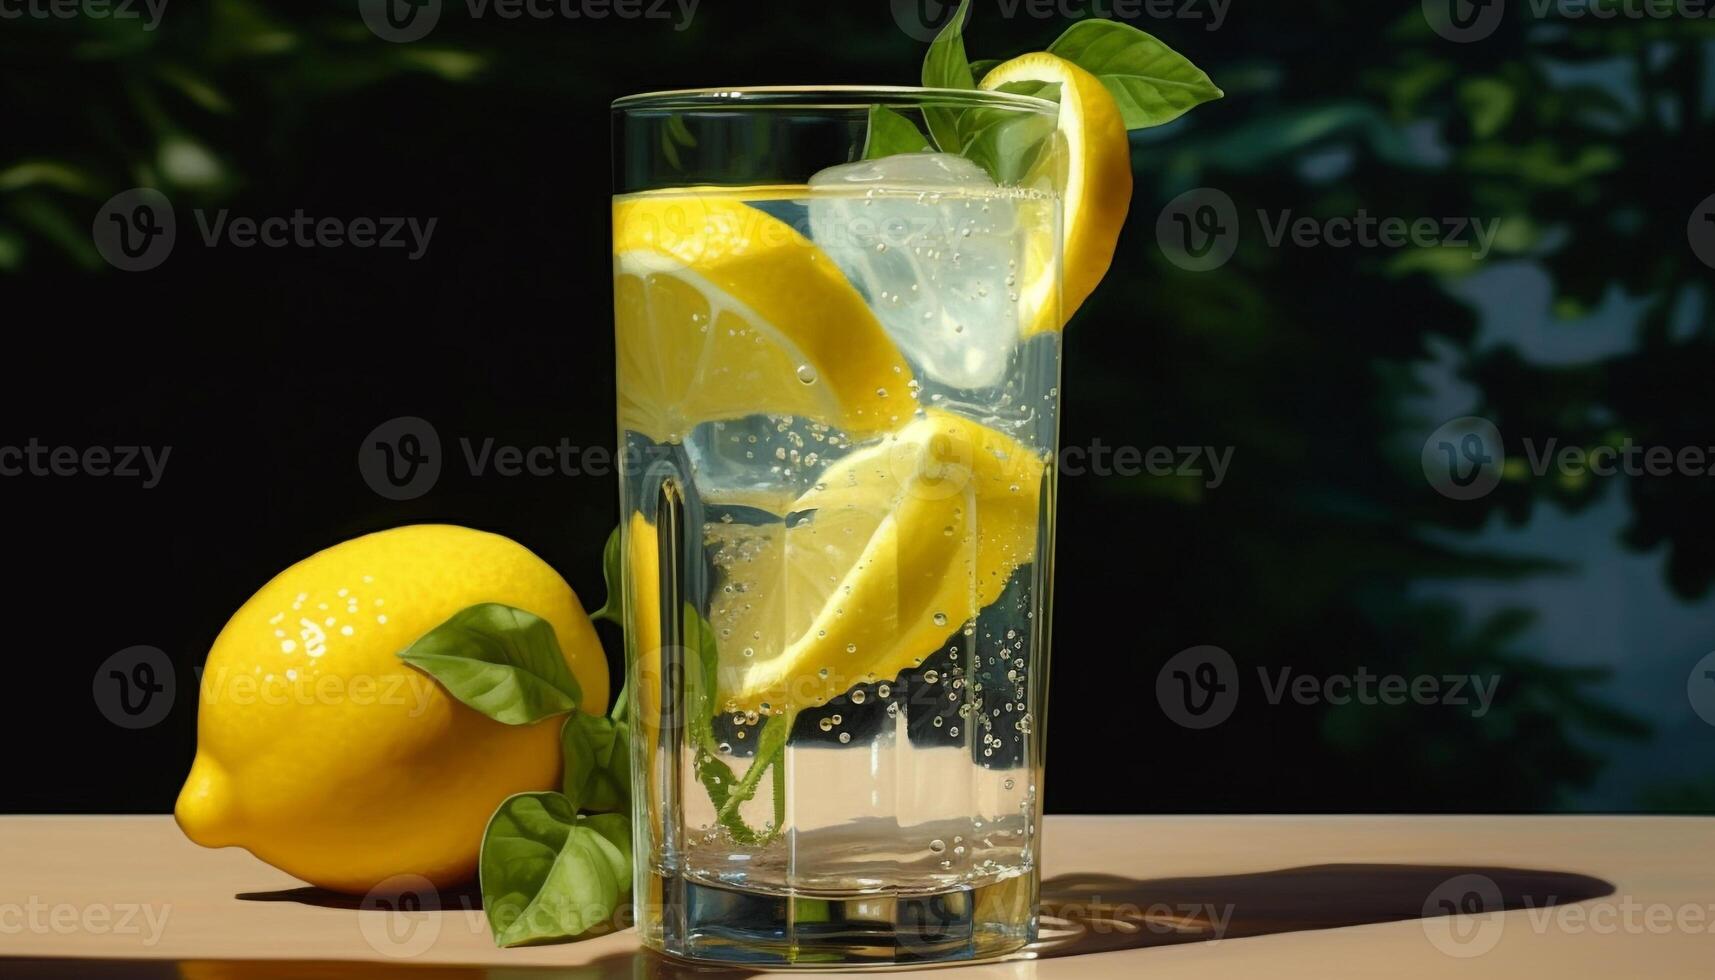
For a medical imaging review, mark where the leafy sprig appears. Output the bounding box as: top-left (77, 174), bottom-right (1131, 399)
top-left (876, 0), bottom-right (1223, 178)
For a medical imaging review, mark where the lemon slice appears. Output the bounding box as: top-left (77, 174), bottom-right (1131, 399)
top-left (704, 410), bottom-right (1046, 713)
top-left (982, 52), bottom-right (1134, 331)
top-left (613, 194), bottom-right (914, 443)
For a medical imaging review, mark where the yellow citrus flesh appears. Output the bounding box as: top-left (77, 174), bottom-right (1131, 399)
top-left (705, 411), bottom-right (1045, 713)
top-left (982, 52), bottom-right (1134, 331)
top-left (174, 525), bottom-right (608, 894)
top-left (613, 194), bottom-right (915, 443)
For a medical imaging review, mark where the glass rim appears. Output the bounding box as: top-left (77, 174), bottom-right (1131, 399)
top-left (611, 85), bottom-right (1058, 116)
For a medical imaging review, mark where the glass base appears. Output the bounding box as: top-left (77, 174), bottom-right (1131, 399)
top-left (640, 869), bottom-right (1037, 967)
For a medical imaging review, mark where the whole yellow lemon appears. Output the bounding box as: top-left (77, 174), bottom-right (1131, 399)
top-left (175, 525), bottom-right (609, 894)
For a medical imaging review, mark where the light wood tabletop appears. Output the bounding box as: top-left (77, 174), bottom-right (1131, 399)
top-left (3, 814), bottom-right (1712, 977)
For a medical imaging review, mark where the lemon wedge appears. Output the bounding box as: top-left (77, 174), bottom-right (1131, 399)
top-left (982, 52), bottom-right (1134, 330)
top-left (704, 410), bottom-right (1046, 713)
top-left (613, 194), bottom-right (914, 443)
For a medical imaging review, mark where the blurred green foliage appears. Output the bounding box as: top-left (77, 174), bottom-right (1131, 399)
top-left (4, 1), bottom-right (1710, 812)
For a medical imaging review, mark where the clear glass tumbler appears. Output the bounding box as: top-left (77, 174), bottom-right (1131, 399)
top-left (611, 86), bottom-right (1064, 967)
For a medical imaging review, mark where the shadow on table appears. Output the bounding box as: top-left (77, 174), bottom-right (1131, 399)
top-left (1, 862), bottom-right (1615, 978)
top-left (1032, 863), bottom-right (1615, 958)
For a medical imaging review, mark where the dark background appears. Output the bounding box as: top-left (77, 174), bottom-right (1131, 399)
top-left (3, 0), bottom-right (1712, 815)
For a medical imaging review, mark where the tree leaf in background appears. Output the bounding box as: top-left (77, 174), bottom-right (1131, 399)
top-left (1047, 19), bottom-right (1222, 128)
top-left (920, 0), bottom-right (974, 153)
top-left (480, 792), bottom-right (631, 947)
top-left (398, 603), bottom-right (581, 725)
top-left (561, 710), bottom-right (631, 813)
top-left (863, 105), bottom-right (933, 160)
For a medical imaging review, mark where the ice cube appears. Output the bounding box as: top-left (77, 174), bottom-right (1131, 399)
top-left (809, 153), bottom-right (1021, 391)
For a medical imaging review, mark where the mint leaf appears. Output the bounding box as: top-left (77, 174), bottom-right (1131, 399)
top-left (588, 525), bottom-right (622, 625)
top-left (398, 603), bottom-right (581, 725)
top-left (1048, 19), bottom-right (1222, 129)
top-left (561, 710), bottom-right (630, 814)
top-left (863, 105), bottom-right (933, 160)
top-left (480, 792), bottom-right (631, 947)
top-left (920, 0), bottom-right (974, 153)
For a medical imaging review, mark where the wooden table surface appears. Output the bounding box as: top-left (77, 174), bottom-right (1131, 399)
top-left (3, 815), bottom-right (1712, 977)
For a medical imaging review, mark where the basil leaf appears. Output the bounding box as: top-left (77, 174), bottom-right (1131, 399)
top-left (480, 792), bottom-right (631, 947)
top-left (960, 91), bottom-right (1060, 184)
top-left (588, 525), bottom-right (622, 625)
top-left (969, 58), bottom-right (1002, 85)
top-left (863, 105), bottom-right (933, 160)
top-left (713, 712), bottom-right (789, 828)
top-left (398, 603), bottom-right (581, 725)
top-left (1047, 19), bottom-right (1223, 129)
top-left (561, 710), bottom-right (630, 813)
top-left (681, 603), bottom-right (786, 844)
top-left (920, 0), bottom-right (974, 153)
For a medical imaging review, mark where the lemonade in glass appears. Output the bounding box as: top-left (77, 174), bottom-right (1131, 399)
top-left (612, 86), bottom-right (1070, 966)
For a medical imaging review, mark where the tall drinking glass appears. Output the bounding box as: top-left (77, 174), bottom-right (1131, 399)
top-left (611, 87), bottom-right (1064, 966)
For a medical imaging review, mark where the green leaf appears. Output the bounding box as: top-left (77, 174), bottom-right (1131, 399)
top-left (970, 58), bottom-right (1003, 84)
top-left (561, 711), bottom-right (631, 814)
top-left (714, 712), bottom-right (789, 828)
top-left (589, 525), bottom-right (622, 625)
top-left (397, 603), bottom-right (581, 725)
top-left (920, 0), bottom-right (974, 153)
top-left (480, 792), bottom-right (631, 947)
top-left (1047, 19), bottom-right (1223, 129)
top-left (960, 88), bottom-right (1060, 184)
top-left (680, 603), bottom-right (787, 843)
top-left (863, 105), bottom-right (933, 160)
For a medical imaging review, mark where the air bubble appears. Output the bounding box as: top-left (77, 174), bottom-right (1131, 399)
top-left (850, 689), bottom-right (867, 705)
